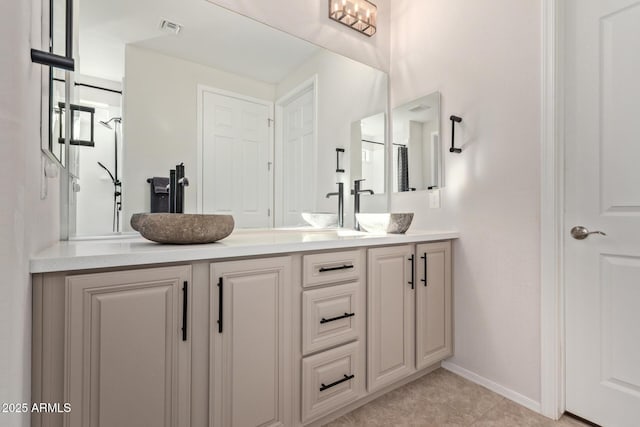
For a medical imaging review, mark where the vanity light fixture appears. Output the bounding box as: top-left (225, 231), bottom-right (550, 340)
top-left (329, 0), bottom-right (377, 37)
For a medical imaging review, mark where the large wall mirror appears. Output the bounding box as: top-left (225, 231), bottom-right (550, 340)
top-left (391, 92), bottom-right (442, 192)
top-left (65, 0), bottom-right (388, 236)
top-left (351, 112), bottom-right (386, 195)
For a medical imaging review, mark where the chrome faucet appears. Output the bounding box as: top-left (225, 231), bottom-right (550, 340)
top-left (351, 179), bottom-right (374, 231)
top-left (326, 182), bottom-right (345, 227)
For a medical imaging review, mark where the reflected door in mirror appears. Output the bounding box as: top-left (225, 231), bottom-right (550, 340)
top-left (201, 89), bottom-right (272, 228)
top-left (279, 84), bottom-right (316, 227)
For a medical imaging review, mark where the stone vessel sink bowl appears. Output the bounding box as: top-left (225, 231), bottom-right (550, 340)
top-left (131, 213), bottom-right (234, 244)
top-left (356, 213), bottom-right (414, 234)
top-left (301, 212), bottom-right (339, 228)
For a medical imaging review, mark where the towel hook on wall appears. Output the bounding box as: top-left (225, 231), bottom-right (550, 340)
top-left (449, 115), bottom-right (463, 154)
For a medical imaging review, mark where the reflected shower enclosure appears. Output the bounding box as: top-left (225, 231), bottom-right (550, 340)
top-left (71, 82), bottom-right (123, 236)
top-left (98, 117), bottom-right (122, 232)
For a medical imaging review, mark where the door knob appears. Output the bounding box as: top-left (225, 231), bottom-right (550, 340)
top-left (571, 226), bottom-right (607, 240)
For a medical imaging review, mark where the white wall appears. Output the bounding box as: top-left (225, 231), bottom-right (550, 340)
top-left (123, 45), bottom-right (276, 226)
top-left (390, 0), bottom-right (542, 405)
top-left (207, 0), bottom-right (391, 72)
top-left (0, 0), bottom-right (60, 426)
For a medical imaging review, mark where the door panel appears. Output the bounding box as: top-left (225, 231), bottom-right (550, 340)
top-left (280, 87), bottom-right (315, 227)
top-left (416, 241), bottom-right (452, 370)
top-left (367, 245), bottom-right (415, 392)
top-left (600, 255), bottom-right (640, 391)
top-left (564, 1), bottom-right (640, 425)
top-left (65, 266), bottom-right (191, 427)
top-left (211, 257), bottom-right (292, 427)
top-left (202, 91), bottom-right (271, 227)
top-left (600, 4), bottom-right (640, 213)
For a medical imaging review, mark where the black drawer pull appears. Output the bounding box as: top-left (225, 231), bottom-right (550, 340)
top-left (217, 277), bottom-right (223, 333)
top-left (421, 253), bottom-right (428, 286)
top-left (320, 374), bottom-right (355, 392)
top-left (320, 312), bottom-right (355, 324)
top-left (182, 281), bottom-right (188, 341)
top-left (408, 254), bottom-right (415, 289)
top-left (319, 264), bottom-right (354, 273)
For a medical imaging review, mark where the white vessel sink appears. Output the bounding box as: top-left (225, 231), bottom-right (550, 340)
top-left (356, 213), bottom-right (414, 234)
top-left (301, 212), bottom-right (339, 228)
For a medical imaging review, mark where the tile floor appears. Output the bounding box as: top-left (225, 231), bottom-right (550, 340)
top-left (324, 369), bottom-right (590, 427)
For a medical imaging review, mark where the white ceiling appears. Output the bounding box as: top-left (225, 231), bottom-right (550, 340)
top-left (361, 112), bottom-right (386, 142)
top-left (78, 0), bottom-right (321, 84)
top-left (392, 93), bottom-right (439, 125)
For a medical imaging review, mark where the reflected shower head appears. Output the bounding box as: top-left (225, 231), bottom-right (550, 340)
top-left (99, 117), bottom-right (122, 130)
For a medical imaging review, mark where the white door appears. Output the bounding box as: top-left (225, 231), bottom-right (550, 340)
top-left (564, 1), bottom-right (640, 426)
top-left (278, 86), bottom-right (315, 226)
top-left (202, 90), bottom-right (272, 228)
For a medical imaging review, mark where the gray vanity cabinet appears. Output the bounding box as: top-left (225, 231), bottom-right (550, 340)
top-left (64, 265), bottom-right (192, 427)
top-left (367, 245), bottom-right (416, 392)
top-left (367, 242), bottom-right (452, 393)
top-left (31, 237), bottom-right (454, 427)
top-left (415, 241), bottom-right (452, 370)
top-left (210, 257), bottom-right (293, 427)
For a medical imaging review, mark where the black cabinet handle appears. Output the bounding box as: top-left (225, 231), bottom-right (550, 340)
top-left (408, 254), bottom-right (415, 289)
top-left (421, 253), bottom-right (428, 286)
top-left (182, 281), bottom-right (188, 341)
top-left (319, 264), bottom-right (354, 273)
top-left (320, 312), bottom-right (355, 324)
top-left (320, 374), bottom-right (355, 392)
top-left (217, 277), bottom-right (223, 333)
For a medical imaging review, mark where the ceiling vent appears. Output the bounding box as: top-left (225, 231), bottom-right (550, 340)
top-left (159, 19), bottom-right (182, 35)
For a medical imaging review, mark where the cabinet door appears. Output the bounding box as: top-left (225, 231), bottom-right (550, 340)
top-left (211, 257), bottom-right (292, 427)
top-left (416, 241), bottom-right (452, 370)
top-left (367, 245), bottom-right (415, 392)
top-left (65, 266), bottom-right (192, 427)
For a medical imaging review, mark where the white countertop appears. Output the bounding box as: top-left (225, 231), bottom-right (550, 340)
top-left (30, 228), bottom-right (459, 273)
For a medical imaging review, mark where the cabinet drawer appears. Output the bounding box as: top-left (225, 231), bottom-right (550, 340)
top-left (303, 250), bottom-right (362, 288)
top-left (303, 282), bottom-right (363, 355)
top-left (302, 341), bottom-right (364, 424)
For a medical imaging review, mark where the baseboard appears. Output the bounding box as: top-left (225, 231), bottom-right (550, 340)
top-left (441, 361), bottom-right (542, 414)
